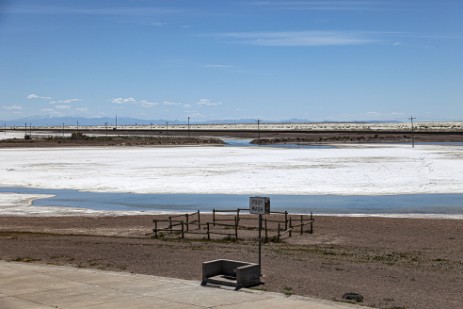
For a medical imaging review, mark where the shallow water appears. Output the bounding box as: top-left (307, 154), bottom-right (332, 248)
top-left (222, 138), bottom-right (463, 149)
top-left (222, 138), bottom-right (336, 149)
top-left (2, 139), bottom-right (463, 215)
top-left (1, 187), bottom-right (462, 215)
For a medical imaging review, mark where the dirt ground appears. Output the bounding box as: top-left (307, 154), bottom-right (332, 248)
top-left (0, 215), bottom-right (462, 309)
top-left (2, 128), bottom-right (463, 148)
top-left (0, 135), bottom-right (224, 148)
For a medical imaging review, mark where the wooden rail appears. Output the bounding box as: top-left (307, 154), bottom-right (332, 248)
top-left (152, 210), bottom-right (201, 237)
top-left (152, 210), bottom-right (314, 241)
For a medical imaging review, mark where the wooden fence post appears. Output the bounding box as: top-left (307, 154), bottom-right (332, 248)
top-left (234, 216), bottom-right (238, 240)
top-left (154, 220), bottom-right (158, 238)
top-left (207, 222), bottom-right (210, 240)
top-left (289, 217), bottom-right (292, 237)
top-left (264, 218), bottom-right (268, 243)
top-left (181, 221), bottom-right (185, 238)
top-left (212, 209), bottom-right (216, 226)
top-left (169, 217), bottom-right (172, 234)
top-left (197, 210), bottom-right (201, 229)
top-left (300, 215), bottom-right (304, 235)
top-left (285, 211), bottom-right (288, 230)
top-left (185, 214), bottom-right (189, 232)
top-left (237, 209), bottom-right (240, 225)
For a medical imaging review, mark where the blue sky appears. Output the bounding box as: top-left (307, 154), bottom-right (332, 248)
top-left (1, 0), bottom-right (463, 122)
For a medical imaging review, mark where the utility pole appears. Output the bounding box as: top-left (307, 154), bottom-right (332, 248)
top-left (187, 117), bottom-right (190, 137)
top-left (257, 119), bottom-right (261, 143)
top-left (409, 116), bottom-right (416, 148)
top-left (115, 115), bottom-right (118, 130)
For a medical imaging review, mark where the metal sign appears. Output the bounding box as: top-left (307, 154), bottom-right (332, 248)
top-left (249, 197), bottom-right (270, 215)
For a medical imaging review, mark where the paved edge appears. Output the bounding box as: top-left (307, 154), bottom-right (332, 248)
top-left (0, 261), bottom-right (371, 309)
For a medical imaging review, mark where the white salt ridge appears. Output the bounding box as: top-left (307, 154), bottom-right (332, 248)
top-left (0, 131), bottom-right (26, 140)
top-left (1, 144), bottom-right (463, 196)
top-left (0, 193), bottom-right (164, 216)
top-left (1, 143), bottom-right (463, 217)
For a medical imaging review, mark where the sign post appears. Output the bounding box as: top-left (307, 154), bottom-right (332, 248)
top-left (249, 197), bottom-right (270, 274)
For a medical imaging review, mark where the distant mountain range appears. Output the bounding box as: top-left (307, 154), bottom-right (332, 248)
top-left (0, 116), bottom-right (402, 127)
top-left (1, 116), bottom-right (183, 127)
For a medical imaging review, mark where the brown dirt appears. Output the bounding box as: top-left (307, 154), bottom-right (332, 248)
top-left (2, 129), bottom-right (463, 148)
top-left (0, 136), bottom-right (224, 148)
top-left (251, 133), bottom-right (462, 144)
top-left (0, 215), bottom-right (462, 309)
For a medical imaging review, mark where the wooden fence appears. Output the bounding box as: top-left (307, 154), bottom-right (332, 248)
top-left (152, 209), bottom-right (314, 242)
top-left (152, 211), bottom-right (201, 238)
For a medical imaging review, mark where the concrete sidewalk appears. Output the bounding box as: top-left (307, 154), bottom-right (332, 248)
top-left (0, 261), bottom-right (369, 309)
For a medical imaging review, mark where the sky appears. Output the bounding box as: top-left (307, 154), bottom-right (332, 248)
top-left (1, 0), bottom-right (463, 123)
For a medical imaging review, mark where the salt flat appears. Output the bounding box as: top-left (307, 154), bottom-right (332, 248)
top-left (1, 144), bottom-right (463, 196)
top-left (0, 132), bottom-right (25, 140)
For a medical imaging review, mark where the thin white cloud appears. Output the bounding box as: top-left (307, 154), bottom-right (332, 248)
top-left (210, 31), bottom-right (376, 46)
top-left (111, 97), bottom-right (137, 104)
top-left (196, 99), bottom-right (222, 107)
top-left (385, 31), bottom-right (463, 40)
top-left (249, 1), bottom-right (388, 11)
top-left (162, 101), bottom-right (181, 106)
top-left (75, 107), bottom-right (89, 112)
top-left (209, 30), bottom-right (462, 47)
top-left (139, 100), bottom-right (157, 108)
top-left (111, 97), bottom-right (157, 108)
top-left (9, 6), bottom-right (182, 16)
top-left (55, 105), bottom-right (71, 110)
top-left (3, 105), bottom-right (23, 111)
top-left (50, 98), bottom-right (81, 104)
top-left (27, 93), bottom-right (52, 100)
